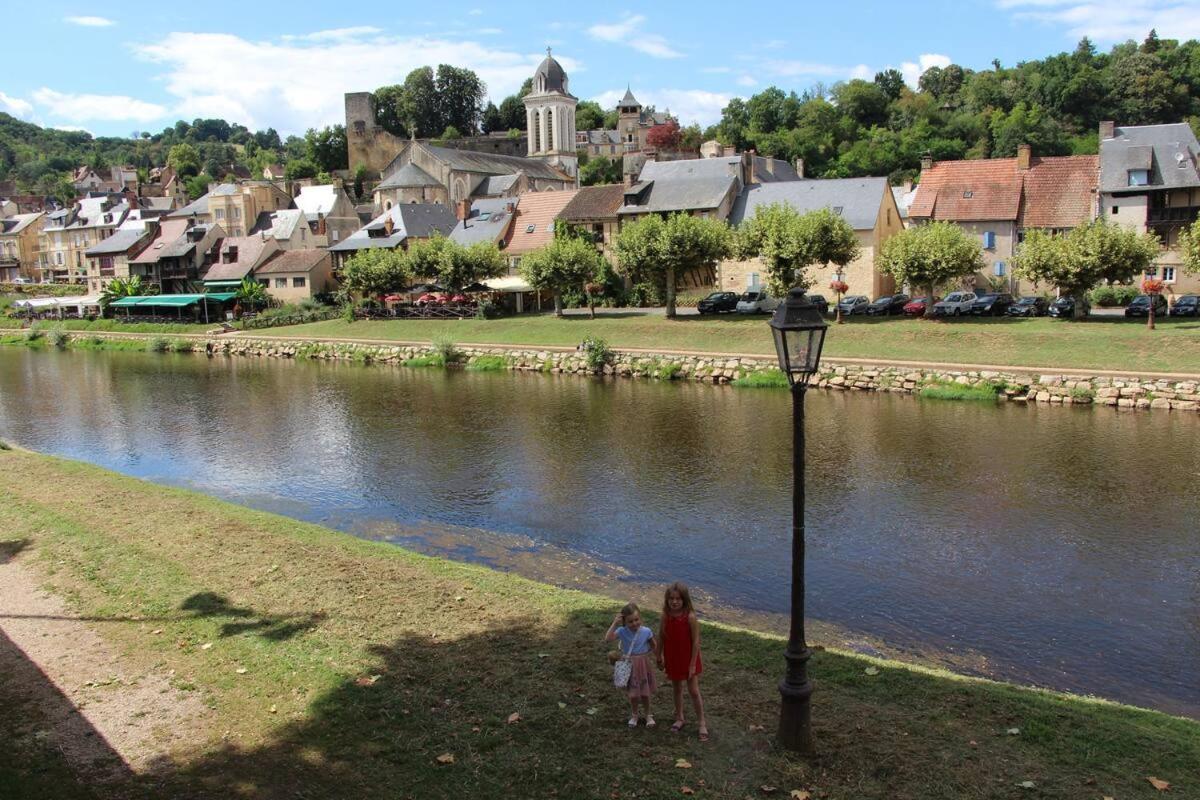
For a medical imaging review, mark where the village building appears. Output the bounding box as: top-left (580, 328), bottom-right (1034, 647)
top-left (327, 203), bottom-right (458, 269)
top-left (200, 235), bottom-right (281, 292)
top-left (82, 225), bottom-right (156, 294)
top-left (448, 197), bottom-right (517, 248)
top-left (619, 153), bottom-right (800, 223)
top-left (558, 184), bottom-right (624, 258)
top-left (177, 182), bottom-right (293, 237)
top-left (248, 209), bottom-right (312, 250)
top-left (38, 195), bottom-right (133, 283)
top-left (0, 212), bottom-right (45, 282)
top-left (128, 219), bottom-right (225, 294)
top-left (908, 145), bottom-right (1099, 293)
top-left (492, 189), bottom-right (579, 312)
top-left (292, 184), bottom-right (363, 247)
top-left (576, 88), bottom-right (676, 162)
top-left (1098, 121), bottom-right (1200, 295)
top-left (255, 249), bottom-right (336, 302)
top-left (523, 50), bottom-right (579, 180)
top-left (721, 177), bottom-right (905, 298)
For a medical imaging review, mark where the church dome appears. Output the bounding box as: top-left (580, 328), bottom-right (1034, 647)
top-left (533, 51), bottom-right (568, 94)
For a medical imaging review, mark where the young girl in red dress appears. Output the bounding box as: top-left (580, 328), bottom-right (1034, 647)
top-left (656, 581), bottom-right (709, 741)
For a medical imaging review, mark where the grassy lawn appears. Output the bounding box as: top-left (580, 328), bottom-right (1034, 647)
top-left (263, 314), bottom-right (1200, 373)
top-left (1, 448), bottom-right (1196, 800)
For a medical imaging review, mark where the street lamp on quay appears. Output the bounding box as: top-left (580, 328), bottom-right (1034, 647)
top-left (767, 286), bottom-right (829, 755)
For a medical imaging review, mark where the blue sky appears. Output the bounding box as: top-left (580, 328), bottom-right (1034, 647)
top-left (2, 1), bottom-right (1197, 138)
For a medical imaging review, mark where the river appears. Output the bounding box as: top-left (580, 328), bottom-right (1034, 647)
top-left (0, 347), bottom-right (1196, 716)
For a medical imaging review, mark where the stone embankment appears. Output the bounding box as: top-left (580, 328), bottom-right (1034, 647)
top-left (192, 336), bottom-right (1200, 413)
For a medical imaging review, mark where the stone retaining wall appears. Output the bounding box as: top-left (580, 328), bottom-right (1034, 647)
top-left (177, 336), bottom-right (1199, 414)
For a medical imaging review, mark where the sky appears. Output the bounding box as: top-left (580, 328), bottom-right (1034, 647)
top-left (2, 1), bottom-right (1198, 139)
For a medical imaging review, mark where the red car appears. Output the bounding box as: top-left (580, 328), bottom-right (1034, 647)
top-left (903, 296), bottom-right (941, 316)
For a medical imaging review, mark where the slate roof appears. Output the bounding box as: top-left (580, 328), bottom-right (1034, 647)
top-left (83, 226), bottom-right (152, 256)
top-left (210, 183), bottom-right (240, 197)
top-left (473, 174), bottom-right (520, 197)
top-left (140, 196), bottom-right (177, 213)
top-left (502, 190), bottom-right (578, 255)
top-left (449, 197), bottom-right (517, 246)
top-left (579, 130), bottom-right (622, 146)
top-left (910, 155), bottom-right (1098, 228)
top-left (249, 209), bottom-right (305, 241)
top-left (376, 162), bottom-right (441, 191)
top-left (422, 144), bottom-right (567, 181)
top-left (256, 248), bottom-right (330, 275)
top-left (730, 178), bottom-right (889, 230)
top-left (618, 174), bottom-right (737, 215)
top-left (639, 157), bottom-right (743, 182)
top-left (619, 87), bottom-right (639, 107)
top-left (327, 203), bottom-right (458, 252)
top-left (160, 223), bottom-right (216, 259)
top-left (532, 54), bottom-right (569, 94)
top-left (168, 192), bottom-right (210, 218)
top-left (203, 235), bottom-right (271, 281)
top-left (0, 212), bottom-right (43, 236)
top-left (892, 187), bottom-right (910, 219)
top-left (1099, 123), bottom-right (1200, 193)
top-left (559, 184), bottom-right (625, 221)
top-left (130, 219), bottom-right (192, 264)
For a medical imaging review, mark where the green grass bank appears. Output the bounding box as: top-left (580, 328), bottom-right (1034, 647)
top-left (0, 448), bottom-right (1195, 799)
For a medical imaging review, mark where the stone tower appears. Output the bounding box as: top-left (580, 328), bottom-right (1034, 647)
top-left (523, 49), bottom-right (578, 182)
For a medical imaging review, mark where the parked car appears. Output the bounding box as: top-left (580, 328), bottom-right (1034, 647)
top-left (806, 293), bottom-right (829, 315)
top-left (970, 293), bottom-right (1014, 316)
top-left (1124, 294), bottom-right (1169, 317)
top-left (866, 293), bottom-right (910, 316)
top-left (12, 276), bottom-right (33, 285)
top-left (902, 296), bottom-right (941, 316)
top-left (736, 290), bottom-right (780, 314)
top-left (1170, 294), bottom-right (1199, 317)
top-left (836, 295), bottom-right (870, 316)
top-left (1006, 296), bottom-right (1048, 317)
top-left (932, 291), bottom-right (977, 316)
top-left (1048, 295), bottom-right (1090, 318)
top-left (697, 291), bottom-right (740, 314)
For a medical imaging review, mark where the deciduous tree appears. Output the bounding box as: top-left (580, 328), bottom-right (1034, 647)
top-left (737, 205), bottom-right (859, 297)
top-left (877, 222), bottom-right (984, 318)
top-left (341, 247), bottom-right (411, 300)
top-left (616, 213), bottom-right (731, 318)
top-left (518, 236), bottom-right (604, 316)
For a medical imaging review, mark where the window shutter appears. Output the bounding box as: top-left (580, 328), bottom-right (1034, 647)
top-left (994, 261), bottom-right (1006, 277)
top-left (983, 231), bottom-right (996, 249)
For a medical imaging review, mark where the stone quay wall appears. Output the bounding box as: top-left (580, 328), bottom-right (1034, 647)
top-left (179, 336), bottom-right (1200, 414)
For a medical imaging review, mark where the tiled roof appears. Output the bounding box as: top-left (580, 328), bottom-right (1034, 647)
top-left (559, 184), bottom-right (625, 221)
top-left (256, 248), bottom-right (330, 275)
top-left (129, 219), bottom-right (191, 264)
top-left (203, 235), bottom-right (271, 281)
top-left (911, 155), bottom-right (1097, 228)
top-left (502, 190), bottom-right (578, 255)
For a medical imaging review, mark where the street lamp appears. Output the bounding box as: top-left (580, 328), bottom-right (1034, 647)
top-left (767, 286), bottom-right (828, 755)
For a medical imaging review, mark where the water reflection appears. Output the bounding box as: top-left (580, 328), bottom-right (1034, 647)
top-left (0, 348), bottom-right (1197, 716)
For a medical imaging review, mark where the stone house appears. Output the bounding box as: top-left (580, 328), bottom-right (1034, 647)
top-left (1098, 121), bottom-right (1200, 295)
top-left (618, 154), bottom-right (800, 223)
top-left (721, 177), bottom-right (904, 298)
top-left (0, 212), bottom-right (44, 282)
top-left (196, 182), bottom-right (293, 237)
top-left (248, 209), bottom-right (313, 250)
top-left (326, 203), bottom-right (458, 270)
top-left (254, 249), bottom-right (335, 302)
top-left (200, 235), bottom-right (281, 292)
top-left (908, 146), bottom-right (1099, 294)
top-left (292, 184), bottom-right (360, 247)
top-left (83, 224), bottom-right (155, 294)
top-left (494, 189), bottom-right (579, 312)
top-left (557, 184), bottom-right (624, 258)
top-left (38, 196), bottom-right (132, 283)
top-left (128, 219), bottom-right (225, 294)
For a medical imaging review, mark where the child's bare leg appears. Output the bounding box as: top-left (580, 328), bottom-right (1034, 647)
top-left (628, 696), bottom-right (640, 723)
top-left (687, 676), bottom-right (708, 735)
top-left (642, 696), bottom-right (655, 726)
top-left (673, 680), bottom-right (685, 722)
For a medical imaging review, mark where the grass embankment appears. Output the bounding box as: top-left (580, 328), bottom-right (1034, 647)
top-left (0, 449), bottom-right (1195, 799)
top-left (2, 318), bottom-right (211, 334)
top-left (259, 314), bottom-right (1200, 374)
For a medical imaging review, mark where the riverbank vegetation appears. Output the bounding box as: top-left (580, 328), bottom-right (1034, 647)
top-left (263, 314), bottom-right (1200, 374)
top-left (0, 448), bottom-right (1196, 799)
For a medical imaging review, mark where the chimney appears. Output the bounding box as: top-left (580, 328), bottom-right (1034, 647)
top-left (901, 179), bottom-right (913, 193)
top-left (920, 153), bottom-right (933, 172)
top-left (317, 212), bottom-right (327, 236)
top-left (455, 199), bottom-right (472, 221)
top-left (794, 158), bottom-right (804, 179)
top-left (505, 201), bottom-right (516, 214)
top-left (1099, 121), bottom-right (1115, 140)
top-left (1017, 144), bottom-right (1032, 171)
top-left (745, 151), bottom-right (757, 185)
top-left (383, 215), bottom-right (394, 236)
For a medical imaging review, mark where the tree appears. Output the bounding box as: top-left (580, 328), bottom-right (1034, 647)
top-left (833, 80), bottom-right (890, 128)
top-left (371, 84), bottom-right (409, 138)
top-left (398, 67), bottom-right (440, 137)
top-left (304, 125), bottom-right (348, 173)
top-left (518, 236), bottom-right (604, 316)
top-left (646, 120), bottom-right (682, 151)
top-left (1013, 221), bottom-right (1161, 318)
top-left (184, 173), bottom-right (213, 200)
top-left (235, 277), bottom-right (269, 310)
top-left (99, 276), bottom-right (156, 312)
top-left (877, 222), bottom-right (984, 318)
top-left (285, 158), bottom-right (319, 180)
top-left (1178, 218), bottom-right (1200, 277)
top-left (435, 241), bottom-right (506, 291)
top-left (579, 155), bottom-right (621, 186)
top-left (616, 213), bottom-right (731, 318)
top-left (874, 69), bottom-right (906, 101)
top-left (439, 125), bottom-right (463, 141)
top-left (575, 100), bottom-right (606, 132)
top-left (737, 204), bottom-right (860, 297)
top-left (341, 248), bottom-right (411, 300)
top-left (435, 64), bottom-right (486, 135)
top-left (481, 102), bottom-right (503, 134)
top-left (168, 143), bottom-right (201, 177)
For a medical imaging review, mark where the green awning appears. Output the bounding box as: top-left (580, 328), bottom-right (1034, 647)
top-left (142, 295), bottom-right (202, 307)
top-left (110, 296), bottom-right (153, 307)
top-left (205, 292), bottom-right (237, 302)
top-left (203, 280), bottom-right (243, 287)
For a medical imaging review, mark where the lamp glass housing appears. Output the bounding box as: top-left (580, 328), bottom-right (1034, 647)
top-left (768, 287), bottom-right (828, 386)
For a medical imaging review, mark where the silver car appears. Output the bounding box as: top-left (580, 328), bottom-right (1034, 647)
top-left (735, 290), bottom-right (780, 314)
top-left (933, 291), bottom-right (977, 316)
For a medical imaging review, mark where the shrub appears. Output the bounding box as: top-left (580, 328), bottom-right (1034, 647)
top-left (0, 439), bottom-right (11, 450)
top-left (1070, 386), bottom-right (1096, 401)
top-left (404, 355), bottom-right (445, 368)
top-left (626, 283), bottom-right (663, 308)
top-left (147, 337), bottom-right (171, 353)
top-left (432, 334), bottom-right (461, 364)
top-left (47, 328), bottom-right (69, 349)
top-left (170, 339), bottom-right (195, 353)
top-left (580, 335), bottom-right (612, 370)
top-left (919, 378), bottom-right (1004, 402)
top-left (1088, 285), bottom-right (1139, 307)
top-left (24, 326), bottom-right (44, 342)
top-left (732, 369), bottom-right (790, 388)
top-left (467, 354), bottom-right (508, 371)
top-left (474, 301), bottom-right (501, 320)
top-left (341, 303), bottom-right (356, 323)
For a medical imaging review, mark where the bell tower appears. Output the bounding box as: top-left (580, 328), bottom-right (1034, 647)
top-left (523, 48), bottom-right (578, 183)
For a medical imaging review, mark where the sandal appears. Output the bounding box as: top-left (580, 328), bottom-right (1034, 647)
top-left (698, 727), bottom-right (710, 742)
top-left (670, 720), bottom-right (685, 733)
top-left (645, 715), bottom-right (656, 728)
top-left (628, 716), bottom-right (639, 728)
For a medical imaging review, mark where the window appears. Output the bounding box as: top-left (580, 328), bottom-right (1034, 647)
top-left (258, 279), bottom-right (269, 287)
top-left (1111, 205), bottom-right (1119, 215)
top-left (1128, 169), bottom-right (1150, 186)
top-left (1162, 267), bottom-right (1176, 283)
top-left (962, 191), bottom-right (973, 198)
top-left (332, 230), bottom-right (340, 242)
top-left (525, 224), bottom-right (535, 233)
top-left (215, 209), bottom-right (225, 220)
top-left (233, 208), bottom-right (241, 220)
top-left (274, 277), bottom-right (286, 288)
top-left (982, 231), bottom-right (996, 249)
top-left (292, 276), bottom-right (306, 288)
top-left (1145, 266), bottom-right (1158, 278)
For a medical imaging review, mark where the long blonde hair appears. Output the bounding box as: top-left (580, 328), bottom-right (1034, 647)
top-left (661, 581), bottom-right (694, 621)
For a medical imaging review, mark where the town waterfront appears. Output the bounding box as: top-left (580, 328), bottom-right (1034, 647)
top-left (1, 346), bottom-right (1197, 716)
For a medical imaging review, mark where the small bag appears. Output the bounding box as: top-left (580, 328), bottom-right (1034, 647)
top-left (613, 634), bottom-right (633, 688)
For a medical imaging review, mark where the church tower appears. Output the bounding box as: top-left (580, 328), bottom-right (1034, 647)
top-left (523, 49), bottom-right (578, 183)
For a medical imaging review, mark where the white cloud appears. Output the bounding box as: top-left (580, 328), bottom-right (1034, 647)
top-left (134, 32), bottom-right (578, 134)
top-left (31, 88), bottom-right (166, 123)
top-left (998, 0), bottom-right (1200, 41)
top-left (0, 91), bottom-right (33, 118)
top-left (281, 27), bottom-right (383, 42)
top-left (736, 75), bottom-right (758, 87)
top-left (65, 15), bottom-right (114, 27)
top-left (899, 53), bottom-right (951, 88)
top-left (476, 28), bottom-right (504, 35)
top-left (593, 87), bottom-right (731, 127)
top-left (849, 64), bottom-right (874, 80)
top-left (587, 14), bottom-right (682, 59)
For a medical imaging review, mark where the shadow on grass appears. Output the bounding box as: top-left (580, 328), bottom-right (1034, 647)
top-left (0, 537), bottom-right (29, 564)
top-left (180, 591), bottom-right (326, 642)
top-left (132, 607), bottom-right (1199, 800)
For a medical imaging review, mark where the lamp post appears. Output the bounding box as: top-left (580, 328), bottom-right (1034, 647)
top-left (767, 286), bottom-right (828, 755)
top-left (831, 268), bottom-right (847, 325)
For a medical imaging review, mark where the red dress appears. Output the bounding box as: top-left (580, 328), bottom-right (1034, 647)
top-left (662, 612), bottom-right (702, 681)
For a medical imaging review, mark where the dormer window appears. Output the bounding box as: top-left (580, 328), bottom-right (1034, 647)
top-left (962, 191), bottom-right (973, 199)
top-left (1128, 169), bottom-right (1150, 187)
top-left (226, 246), bottom-right (238, 263)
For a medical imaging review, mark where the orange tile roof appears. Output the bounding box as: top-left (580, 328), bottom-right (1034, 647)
top-left (910, 155), bottom-right (1098, 229)
top-left (501, 189), bottom-right (578, 255)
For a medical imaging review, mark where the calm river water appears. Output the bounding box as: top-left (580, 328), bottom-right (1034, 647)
top-left (1, 348), bottom-right (1197, 716)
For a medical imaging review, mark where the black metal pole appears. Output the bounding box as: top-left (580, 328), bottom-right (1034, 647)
top-left (778, 382), bottom-right (814, 754)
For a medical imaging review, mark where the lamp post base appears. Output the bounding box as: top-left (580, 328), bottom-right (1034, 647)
top-left (777, 646), bottom-right (815, 755)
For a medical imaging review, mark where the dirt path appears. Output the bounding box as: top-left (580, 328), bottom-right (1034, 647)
top-left (0, 551), bottom-right (209, 790)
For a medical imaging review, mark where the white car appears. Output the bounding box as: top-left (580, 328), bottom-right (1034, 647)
top-left (735, 290), bottom-right (780, 314)
top-left (933, 291), bottom-right (977, 316)
top-left (12, 276), bottom-right (33, 285)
